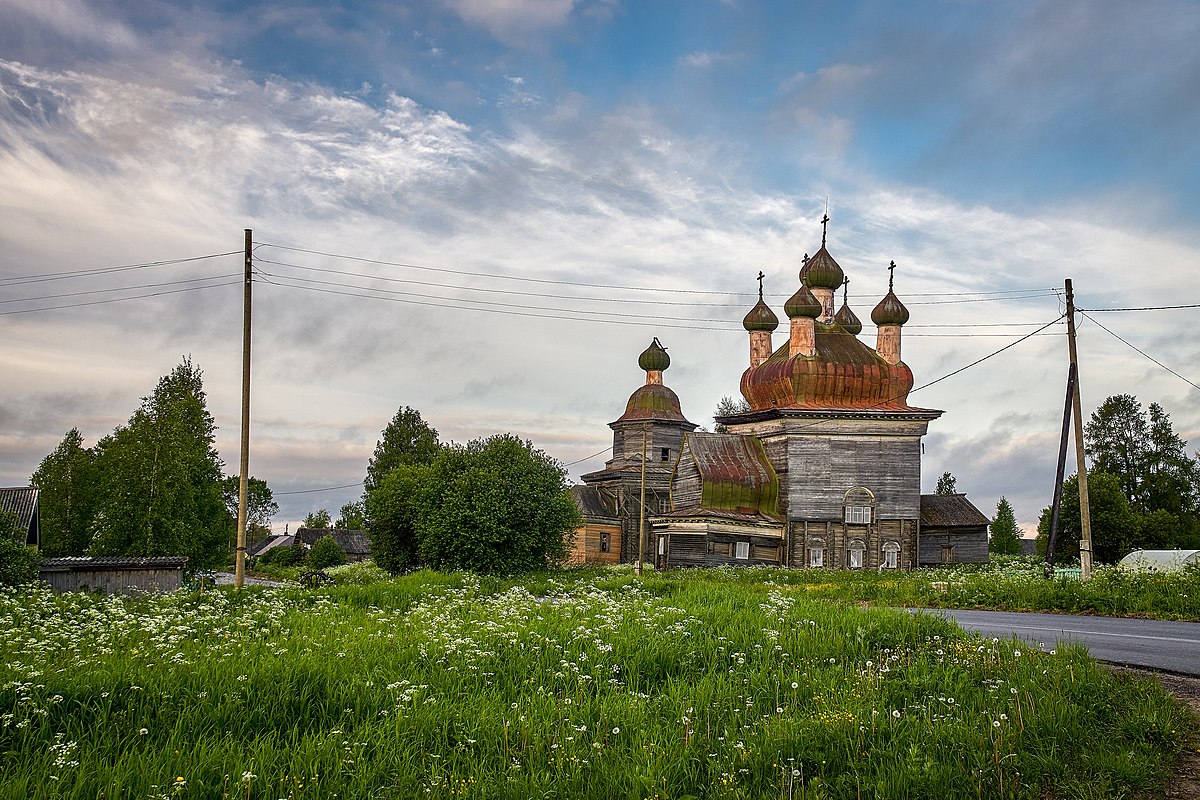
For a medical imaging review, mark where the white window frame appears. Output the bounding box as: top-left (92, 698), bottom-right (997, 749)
top-left (882, 542), bottom-right (900, 569)
top-left (808, 546), bottom-right (824, 568)
top-left (735, 541), bottom-right (750, 560)
top-left (848, 545), bottom-right (864, 569)
top-left (845, 505), bottom-right (872, 524)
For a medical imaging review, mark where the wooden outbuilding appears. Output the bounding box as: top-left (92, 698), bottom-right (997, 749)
top-left (293, 527), bottom-right (372, 562)
top-left (917, 493), bottom-right (991, 565)
top-left (39, 556), bottom-right (188, 593)
top-left (0, 486), bottom-right (40, 548)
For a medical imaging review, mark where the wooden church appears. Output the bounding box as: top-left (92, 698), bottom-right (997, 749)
top-left (570, 217), bottom-right (990, 570)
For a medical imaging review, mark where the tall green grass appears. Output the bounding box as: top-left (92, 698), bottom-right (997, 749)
top-left (0, 569), bottom-right (1191, 799)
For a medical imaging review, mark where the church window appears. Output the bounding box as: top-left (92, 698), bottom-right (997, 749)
top-left (882, 541), bottom-right (900, 569)
top-left (661, 447), bottom-right (670, 462)
top-left (807, 536), bottom-right (825, 567)
top-left (845, 506), bottom-right (872, 524)
top-left (659, 537), bottom-right (665, 555)
top-left (735, 541), bottom-right (750, 560)
top-left (599, 532), bottom-right (610, 553)
top-left (847, 539), bottom-right (865, 569)
top-left (843, 487), bottom-right (876, 525)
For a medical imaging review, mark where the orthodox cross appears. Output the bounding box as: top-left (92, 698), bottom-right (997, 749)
top-left (820, 213), bottom-right (830, 248)
top-left (842, 276), bottom-right (850, 304)
top-left (757, 270), bottom-right (765, 299)
top-left (888, 260), bottom-right (897, 292)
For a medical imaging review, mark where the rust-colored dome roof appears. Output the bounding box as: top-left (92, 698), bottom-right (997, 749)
top-left (834, 302), bottom-right (862, 335)
top-left (799, 247), bottom-right (844, 290)
top-left (742, 298), bottom-right (779, 331)
top-left (739, 325), bottom-right (915, 411)
top-left (871, 290), bottom-right (910, 326)
top-left (615, 383), bottom-right (690, 423)
top-left (784, 285), bottom-right (822, 319)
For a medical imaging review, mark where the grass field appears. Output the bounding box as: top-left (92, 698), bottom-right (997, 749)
top-left (1, 566), bottom-right (1194, 799)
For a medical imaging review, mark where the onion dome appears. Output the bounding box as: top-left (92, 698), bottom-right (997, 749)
top-left (638, 337), bottom-right (671, 372)
top-left (835, 303), bottom-right (862, 335)
top-left (871, 292), bottom-right (909, 326)
top-left (743, 299), bottom-right (779, 331)
top-left (799, 247), bottom-right (844, 290)
top-left (871, 260), bottom-right (910, 326)
top-left (784, 285), bottom-right (822, 319)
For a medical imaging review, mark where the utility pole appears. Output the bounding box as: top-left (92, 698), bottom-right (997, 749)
top-left (1065, 279), bottom-right (1093, 581)
top-left (234, 229), bottom-right (253, 590)
top-left (636, 424), bottom-right (647, 577)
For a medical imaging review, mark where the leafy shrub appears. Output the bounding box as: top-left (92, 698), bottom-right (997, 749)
top-left (307, 535), bottom-right (347, 570)
top-left (0, 510), bottom-right (40, 587)
top-left (256, 543), bottom-right (306, 567)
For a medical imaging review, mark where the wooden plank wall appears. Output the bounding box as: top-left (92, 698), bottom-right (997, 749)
top-left (785, 435), bottom-right (921, 520)
top-left (918, 526), bottom-right (989, 565)
top-left (41, 568), bottom-right (184, 594)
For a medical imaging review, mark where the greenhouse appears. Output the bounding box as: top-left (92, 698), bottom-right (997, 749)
top-left (1117, 549), bottom-right (1200, 573)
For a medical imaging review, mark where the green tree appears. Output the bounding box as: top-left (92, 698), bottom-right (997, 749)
top-left (1036, 472), bottom-right (1138, 564)
top-left (0, 510), bottom-right (41, 587)
top-left (989, 496), bottom-right (1023, 555)
top-left (364, 463), bottom-right (429, 574)
top-left (306, 534), bottom-right (347, 570)
top-left (713, 395), bottom-right (750, 433)
top-left (364, 406), bottom-right (441, 495)
top-left (935, 472), bottom-right (957, 495)
top-left (303, 509), bottom-right (332, 529)
top-left (30, 427), bottom-right (98, 556)
top-left (336, 501), bottom-right (366, 530)
top-left (1085, 395), bottom-right (1149, 505)
top-left (416, 434), bottom-right (580, 575)
top-left (219, 479), bottom-right (277, 542)
top-left (89, 358), bottom-right (230, 571)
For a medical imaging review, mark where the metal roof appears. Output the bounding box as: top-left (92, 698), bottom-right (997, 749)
top-left (294, 528), bottom-right (371, 556)
top-left (571, 486), bottom-right (618, 520)
top-left (0, 487), bottom-right (39, 546)
top-left (674, 433), bottom-right (782, 520)
top-left (41, 556), bottom-right (189, 572)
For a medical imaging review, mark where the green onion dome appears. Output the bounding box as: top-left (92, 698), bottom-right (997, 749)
top-left (638, 337), bottom-right (671, 372)
top-left (783, 285), bottom-right (822, 319)
top-left (871, 291), bottom-right (910, 326)
top-left (798, 247), bottom-right (844, 290)
top-left (834, 302), bottom-right (862, 335)
top-left (742, 299), bottom-right (779, 332)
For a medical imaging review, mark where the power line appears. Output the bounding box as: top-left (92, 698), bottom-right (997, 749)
top-left (1078, 303), bottom-right (1200, 312)
top-left (911, 314), bottom-right (1066, 393)
top-left (0, 281), bottom-right (240, 316)
top-left (275, 482), bottom-right (364, 496)
top-left (0, 251), bottom-right (241, 287)
top-left (0, 273), bottom-right (242, 306)
top-left (259, 242), bottom-right (1058, 304)
top-left (563, 447), bottom-right (613, 467)
top-left (1080, 311), bottom-right (1200, 393)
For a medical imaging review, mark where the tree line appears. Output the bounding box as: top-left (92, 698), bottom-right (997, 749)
top-left (1036, 394), bottom-right (1200, 562)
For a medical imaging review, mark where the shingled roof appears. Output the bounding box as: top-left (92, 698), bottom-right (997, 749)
top-left (294, 527), bottom-right (371, 557)
top-left (571, 485), bottom-right (619, 520)
top-left (919, 494), bottom-right (990, 528)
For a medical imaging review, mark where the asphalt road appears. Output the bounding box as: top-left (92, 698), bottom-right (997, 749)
top-left (914, 609), bottom-right (1200, 676)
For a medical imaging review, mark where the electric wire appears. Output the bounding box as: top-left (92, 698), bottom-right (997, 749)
top-left (0, 273), bottom-right (243, 306)
top-left (0, 251), bottom-right (242, 287)
top-left (275, 482), bottom-right (364, 496)
top-left (1079, 311), bottom-right (1200, 393)
top-left (1079, 303), bottom-right (1200, 312)
top-left (0, 281), bottom-right (241, 316)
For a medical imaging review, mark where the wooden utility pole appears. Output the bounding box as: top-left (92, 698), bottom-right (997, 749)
top-left (234, 229), bottom-right (253, 590)
top-left (1045, 364), bottom-right (1076, 579)
top-left (1065, 279), bottom-right (1094, 581)
top-left (636, 424), bottom-right (647, 576)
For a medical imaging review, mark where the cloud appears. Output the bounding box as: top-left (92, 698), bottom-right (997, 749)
top-left (441, 0), bottom-right (578, 45)
top-left (678, 51), bottom-right (737, 69)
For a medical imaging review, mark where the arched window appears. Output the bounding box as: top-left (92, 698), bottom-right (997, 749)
top-left (843, 487), bottom-right (876, 525)
top-left (847, 538), bottom-right (866, 569)
top-left (881, 541), bottom-right (900, 569)
top-left (808, 537), bottom-right (825, 568)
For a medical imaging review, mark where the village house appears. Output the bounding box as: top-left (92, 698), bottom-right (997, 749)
top-left (571, 218), bottom-right (989, 570)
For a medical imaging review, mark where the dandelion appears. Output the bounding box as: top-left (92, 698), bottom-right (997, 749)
top-left (139, 728), bottom-right (149, 735)
top-left (612, 727), bottom-right (620, 735)
top-left (892, 710), bottom-right (901, 718)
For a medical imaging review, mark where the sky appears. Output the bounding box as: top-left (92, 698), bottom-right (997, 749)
top-left (2, 0), bottom-right (1199, 536)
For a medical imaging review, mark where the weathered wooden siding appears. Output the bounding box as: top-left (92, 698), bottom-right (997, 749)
top-left (788, 519), bottom-right (918, 570)
top-left (566, 523), bottom-right (623, 566)
top-left (784, 435), bottom-right (921, 521)
top-left (918, 526), bottom-right (989, 566)
top-left (41, 568), bottom-right (184, 594)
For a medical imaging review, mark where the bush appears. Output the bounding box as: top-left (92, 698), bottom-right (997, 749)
top-left (257, 543), bottom-right (306, 567)
top-left (0, 511), bottom-right (40, 587)
top-left (307, 535), bottom-right (347, 570)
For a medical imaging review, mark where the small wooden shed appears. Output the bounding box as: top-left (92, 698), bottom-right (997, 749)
top-left (40, 556), bottom-right (188, 594)
top-left (918, 493), bottom-right (990, 566)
